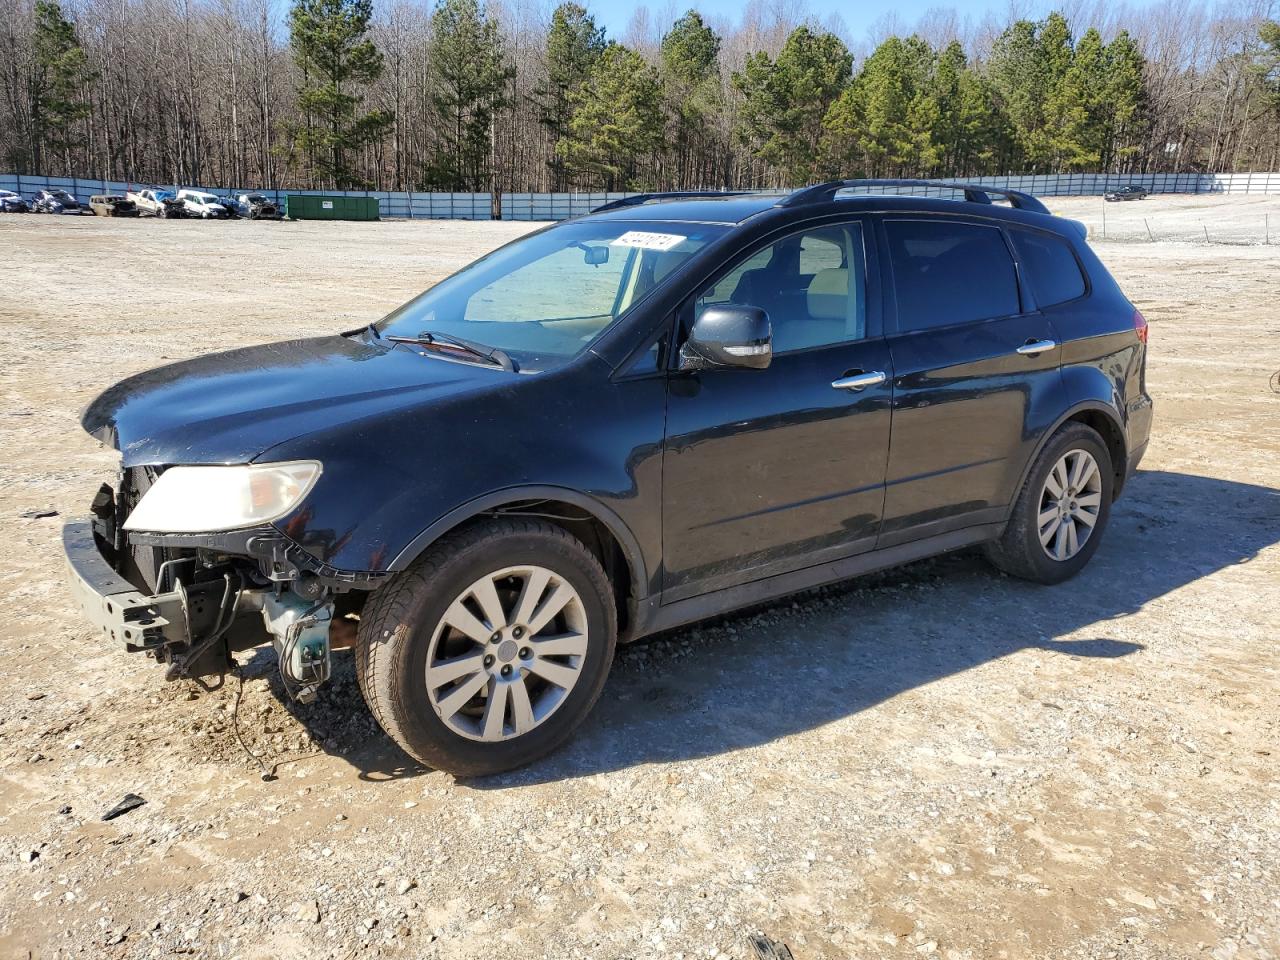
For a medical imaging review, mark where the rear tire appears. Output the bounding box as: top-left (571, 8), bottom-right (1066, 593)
top-left (984, 423), bottom-right (1114, 584)
top-left (355, 518), bottom-right (617, 777)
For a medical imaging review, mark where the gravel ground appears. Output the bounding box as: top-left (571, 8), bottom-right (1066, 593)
top-left (0, 201), bottom-right (1277, 960)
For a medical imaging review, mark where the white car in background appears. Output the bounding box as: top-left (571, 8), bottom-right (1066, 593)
top-left (128, 189), bottom-right (185, 218)
top-left (177, 189), bottom-right (229, 219)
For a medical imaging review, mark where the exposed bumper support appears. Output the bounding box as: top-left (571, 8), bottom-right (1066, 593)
top-left (63, 520), bottom-right (190, 652)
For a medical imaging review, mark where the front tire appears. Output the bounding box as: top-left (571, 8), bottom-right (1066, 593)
top-left (355, 518), bottom-right (617, 776)
top-left (985, 423), bottom-right (1113, 584)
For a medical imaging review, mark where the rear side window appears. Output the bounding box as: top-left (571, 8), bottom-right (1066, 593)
top-left (884, 219), bottom-right (1020, 331)
top-left (1010, 229), bottom-right (1086, 307)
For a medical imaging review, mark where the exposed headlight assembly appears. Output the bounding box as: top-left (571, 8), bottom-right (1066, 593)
top-left (122, 461), bottom-right (322, 533)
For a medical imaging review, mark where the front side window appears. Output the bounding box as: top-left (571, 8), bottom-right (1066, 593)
top-left (1009, 229), bottom-right (1086, 308)
top-left (378, 220), bottom-right (726, 371)
top-left (695, 222), bottom-right (867, 353)
top-left (884, 219), bottom-right (1020, 332)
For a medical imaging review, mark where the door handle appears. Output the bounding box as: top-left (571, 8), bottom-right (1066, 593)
top-left (1015, 339), bottom-right (1057, 356)
top-left (831, 370), bottom-right (887, 391)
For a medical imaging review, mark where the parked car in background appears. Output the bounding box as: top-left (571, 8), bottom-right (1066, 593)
top-left (236, 193), bottom-right (281, 220)
top-left (89, 194), bottom-right (140, 217)
top-left (31, 189), bottom-right (82, 214)
top-left (129, 189), bottom-right (186, 218)
top-left (212, 195), bottom-right (241, 218)
top-left (0, 189), bottom-right (29, 212)
top-left (177, 189), bottom-right (229, 219)
top-left (65, 179), bottom-right (1153, 776)
top-left (1104, 185), bottom-right (1147, 202)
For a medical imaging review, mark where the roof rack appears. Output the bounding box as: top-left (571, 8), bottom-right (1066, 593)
top-left (590, 190), bottom-right (754, 213)
top-left (779, 179), bottom-right (1050, 215)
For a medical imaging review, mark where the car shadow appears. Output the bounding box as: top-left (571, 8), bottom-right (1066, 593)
top-left (274, 469), bottom-right (1279, 784)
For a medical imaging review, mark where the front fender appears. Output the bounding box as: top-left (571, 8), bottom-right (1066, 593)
top-left (261, 357), bottom-right (667, 596)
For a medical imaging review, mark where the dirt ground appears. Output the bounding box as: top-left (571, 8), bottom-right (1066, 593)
top-left (1, 197), bottom-right (1277, 960)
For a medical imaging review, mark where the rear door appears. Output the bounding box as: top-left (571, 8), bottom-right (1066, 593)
top-left (877, 215), bottom-right (1066, 546)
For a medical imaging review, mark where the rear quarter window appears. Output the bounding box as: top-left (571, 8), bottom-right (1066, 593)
top-left (1010, 230), bottom-right (1087, 307)
top-left (884, 219), bottom-right (1020, 331)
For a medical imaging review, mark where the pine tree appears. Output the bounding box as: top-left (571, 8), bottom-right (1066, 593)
top-left (1257, 20), bottom-right (1280, 106)
top-left (557, 43), bottom-right (663, 190)
top-left (534, 3), bottom-right (605, 190)
top-left (30, 0), bottom-right (94, 174)
top-left (288, 0), bottom-right (392, 188)
top-left (734, 26), bottom-right (851, 185)
top-left (661, 10), bottom-right (722, 187)
top-left (989, 14), bottom-right (1080, 171)
top-left (1057, 27), bottom-right (1106, 169)
top-left (927, 41), bottom-right (1007, 175)
top-left (1104, 31), bottom-right (1148, 170)
top-left (424, 0), bottom-right (515, 191)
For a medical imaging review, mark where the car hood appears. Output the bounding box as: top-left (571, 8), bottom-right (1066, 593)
top-left (82, 335), bottom-right (507, 466)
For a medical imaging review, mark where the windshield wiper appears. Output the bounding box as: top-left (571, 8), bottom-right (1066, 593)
top-left (386, 331), bottom-right (517, 373)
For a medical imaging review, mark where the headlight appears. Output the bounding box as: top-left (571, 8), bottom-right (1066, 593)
top-left (122, 461), bottom-right (322, 533)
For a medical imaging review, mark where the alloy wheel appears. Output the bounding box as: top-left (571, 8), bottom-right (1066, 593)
top-left (424, 565), bottom-right (589, 742)
top-left (1037, 449), bottom-right (1103, 561)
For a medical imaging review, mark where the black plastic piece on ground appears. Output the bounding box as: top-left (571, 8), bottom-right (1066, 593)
top-left (101, 793), bottom-right (146, 821)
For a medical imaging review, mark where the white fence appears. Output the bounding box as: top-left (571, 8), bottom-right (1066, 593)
top-left (4, 171), bottom-right (1278, 221)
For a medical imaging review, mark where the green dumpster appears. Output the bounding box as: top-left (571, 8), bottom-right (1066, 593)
top-left (284, 194), bottom-right (380, 221)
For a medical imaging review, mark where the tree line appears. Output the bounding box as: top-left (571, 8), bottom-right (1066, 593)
top-left (2, 0), bottom-right (1278, 195)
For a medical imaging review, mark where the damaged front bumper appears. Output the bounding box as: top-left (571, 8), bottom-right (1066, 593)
top-left (63, 519), bottom-right (337, 701)
top-left (64, 519), bottom-right (190, 653)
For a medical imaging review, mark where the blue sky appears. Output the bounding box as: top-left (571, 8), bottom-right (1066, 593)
top-left (579, 0), bottom-right (1034, 39)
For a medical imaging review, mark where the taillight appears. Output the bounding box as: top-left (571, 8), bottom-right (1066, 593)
top-left (1133, 309), bottom-right (1149, 344)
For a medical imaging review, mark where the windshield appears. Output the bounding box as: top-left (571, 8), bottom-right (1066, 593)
top-left (375, 219), bottom-right (727, 370)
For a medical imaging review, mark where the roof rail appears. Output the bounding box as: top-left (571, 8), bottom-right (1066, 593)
top-left (591, 190), bottom-right (754, 213)
top-left (779, 179), bottom-right (1051, 215)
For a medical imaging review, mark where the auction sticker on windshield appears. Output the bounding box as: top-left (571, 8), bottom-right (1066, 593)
top-left (610, 231), bottom-right (686, 251)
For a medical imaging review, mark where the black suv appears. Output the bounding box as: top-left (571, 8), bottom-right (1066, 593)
top-left (65, 180), bottom-right (1152, 776)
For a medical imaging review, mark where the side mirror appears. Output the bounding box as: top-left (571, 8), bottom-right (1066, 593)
top-left (680, 305), bottom-right (772, 370)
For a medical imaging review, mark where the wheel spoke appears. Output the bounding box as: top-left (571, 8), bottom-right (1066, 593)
top-left (1076, 455), bottom-right (1097, 489)
top-left (1075, 492), bottom-right (1101, 509)
top-left (1068, 452), bottom-right (1086, 489)
top-left (442, 601), bottom-right (492, 646)
top-left (470, 576), bottom-right (508, 632)
top-left (427, 653), bottom-right (486, 688)
top-left (1065, 517), bottom-right (1079, 555)
top-left (1045, 464), bottom-right (1066, 498)
top-left (435, 670), bottom-right (489, 721)
top-left (530, 631), bottom-right (588, 658)
top-left (510, 568), bottom-right (552, 628)
top-left (1039, 515), bottom-right (1062, 547)
top-left (526, 582), bottom-right (575, 635)
top-left (1074, 507), bottom-right (1098, 528)
top-left (527, 657), bottom-right (579, 690)
top-left (1052, 519), bottom-right (1070, 559)
top-left (1037, 507), bottom-right (1059, 531)
top-left (481, 679), bottom-right (508, 740)
top-left (509, 676), bottom-right (535, 734)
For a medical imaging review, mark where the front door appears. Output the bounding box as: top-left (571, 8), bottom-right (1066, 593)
top-left (661, 219), bottom-right (893, 601)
